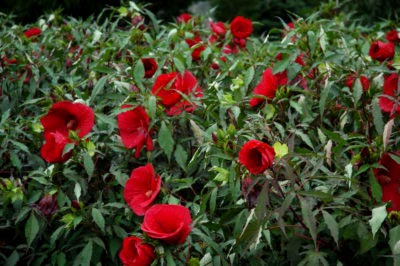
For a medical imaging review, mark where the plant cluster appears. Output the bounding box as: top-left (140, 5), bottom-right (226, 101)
top-left (1, 1), bottom-right (400, 265)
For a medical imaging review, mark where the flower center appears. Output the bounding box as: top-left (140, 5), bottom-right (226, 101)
top-left (145, 190), bottom-right (153, 198)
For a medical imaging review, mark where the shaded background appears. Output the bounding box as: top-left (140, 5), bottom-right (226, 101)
top-left (1, 0), bottom-right (399, 28)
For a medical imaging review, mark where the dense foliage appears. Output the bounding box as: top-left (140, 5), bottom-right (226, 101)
top-left (1, 1), bottom-right (400, 265)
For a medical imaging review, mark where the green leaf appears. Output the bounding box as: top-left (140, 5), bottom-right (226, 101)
top-left (272, 142), bottom-right (288, 158)
top-left (319, 81), bottom-right (332, 117)
top-left (322, 210), bottom-right (339, 246)
top-left (83, 153), bottom-right (94, 178)
top-left (244, 66), bottom-right (254, 88)
top-left (299, 196), bottom-right (317, 247)
top-left (295, 130), bottom-right (314, 150)
top-left (25, 212), bottom-right (39, 246)
top-left (74, 183), bottom-right (81, 202)
top-left (75, 241), bottom-right (93, 266)
top-left (352, 78), bottom-right (363, 105)
top-left (174, 144), bottom-right (188, 171)
top-left (92, 208), bottom-right (105, 233)
top-left (133, 59), bottom-right (145, 88)
top-left (173, 57), bottom-right (185, 73)
top-left (62, 143), bottom-right (75, 157)
top-left (369, 169), bottom-right (382, 202)
top-left (5, 250), bottom-right (19, 266)
top-left (91, 76), bottom-right (107, 102)
top-left (158, 122), bottom-right (174, 161)
top-left (369, 205), bottom-right (387, 238)
top-left (390, 225), bottom-right (400, 266)
top-left (372, 97), bottom-right (384, 135)
top-left (50, 226), bottom-right (65, 246)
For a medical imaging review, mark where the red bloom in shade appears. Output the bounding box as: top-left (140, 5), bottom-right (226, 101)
top-left (238, 139), bottom-right (276, 175)
top-left (24, 27), bottom-right (42, 38)
top-left (151, 70), bottom-right (203, 116)
top-left (185, 36), bottom-right (206, 61)
top-left (369, 40), bottom-right (395, 62)
top-left (35, 194), bottom-right (58, 217)
top-left (40, 131), bottom-right (73, 163)
top-left (250, 68), bottom-right (278, 107)
top-left (345, 75), bottom-right (370, 91)
top-left (124, 164), bottom-right (161, 216)
top-left (230, 16), bottom-right (253, 39)
top-left (40, 101), bottom-right (95, 139)
top-left (374, 151), bottom-right (400, 185)
top-left (374, 151), bottom-right (400, 212)
top-left (177, 13), bottom-right (192, 23)
top-left (386, 30), bottom-right (400, 43)
top-left (117, 105), bottom-right (153, 158)
top-left (141, 204), bottom-right (192, 245)
top-left (223, 44), bottom-right (238, 54)
top-left (379, 74), bottom-right (400, 116)
top-left (141, 58), bottom-right (158, 78)
top-left (210, 21), bottom-right (227, 37)
top-left (119, 236), bottom-right (155, 266)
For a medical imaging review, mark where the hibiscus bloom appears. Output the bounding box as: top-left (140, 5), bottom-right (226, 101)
top-left (369, 40), bottom-right (395, 62)
top-left (141, 204), bottom-right (192, 245)
top-left (40, 131), bottom-right (73, 163)
top-left (238, 139), bottom-right (276, 175)
top-left (230, 16), bottom-right (253, 39)
top-left (40, 101), bottom-right (95, 139)
top-left (119, 236), bottom-right (155, 266)
top-left (24, 27), bottom-right (42, 38)
top-left (141, 58), bottom-right (158, 78)
top-left (177, 13), bottom-right (192, 23)
top-left (379, 73), bottom-right (400, 116)
top-left (345, 75), bottom-right (370, 91)
top-left (124, 164), bottom-right (161, 216)
top-left (374, 151), bottom-right (400, 212)
top-left (151, 70), bottom-right (203, 116)
top-left (117, 105), bottom-right (153, 158)
top-left (250, 68), bottom-right (278, 107)
top-left (386, 30), bottom-right (400, 43)
top-left (185, 36), bottom-right (206, 61)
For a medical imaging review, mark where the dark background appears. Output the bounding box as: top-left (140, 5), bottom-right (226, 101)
top-left (1, 0), bottom-right (399, 28)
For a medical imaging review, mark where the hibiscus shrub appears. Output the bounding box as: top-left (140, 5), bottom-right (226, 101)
top-left (1, 2), bottom-right (400, 265)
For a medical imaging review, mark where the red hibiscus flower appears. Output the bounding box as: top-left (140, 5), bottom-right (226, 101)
top-left (210, 21), bottom-right (227, 37)
top-left (374, 151), bottom-right (400, 185)
top-left (345, 75), bottom-right (370, 91)
top-left (250, 68), bottom-right (278, 107)
top-left (151, 70), bottom-right (203, 116)
top-left (141, 204), bottom-right (192, 245)
top-left (124, 164), bottom-right (161, 216)
top-left (117, 105), bottom-right (153, 158)
top-left (35, 194), bottom-right (58, 217)
top-left (141, 58), bottom-right (158, 78)
top-left (177, 13), bottom-right (192, 23)
top-left (185, 36), bottom-right (206, 61)
top-left (230, 16), bottom-right (253, 39)
top-left (41, 101), bottom-right (95, 139)
top-left (369, 40), bottom-right (395, 62)
top-left (379, 73), bottom-right (400, 116)
top-left (24, 27), bottom-right (42, 38)
top-left (238, 139), bottom-right (276, 175)
top-left (119, 236), bottom-right (155, 266)
top-left (386, 30), bottom-right (400, 43)
top-left (374, 151), bottom-right (400, 212)
top-left (40, 131), bottom-right (73, 163)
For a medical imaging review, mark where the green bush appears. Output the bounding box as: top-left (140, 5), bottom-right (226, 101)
top-left (1, 1), bottom-right (400, 265)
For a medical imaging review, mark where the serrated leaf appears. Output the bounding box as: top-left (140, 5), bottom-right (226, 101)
top-left (173, 57), bottom-right (185, 73)
top-left (92, 208), bottom-right (105, 233)
top-left (91, 76), bottom-right (107, 102)
top-left (158, 122), bottom-right (174, 161)
top-left (353, 78), bottom-right (363, 105)
top-left (83, 153), bottom-right (94, 178)
top-left (174, 144), bottom-right (188, 171)
top-left (75, 241), bottom-right (93, 266)
top-left (272, 142), bottom-right (288, 158)
top-left (369, 205), bottom-right (387, 238)
top-left (299, 196), bottom-right (317, 247)
top-left (322, 211), bottom-right (339, 246)
top-left (25, 212), bottom-right (39, 246)
top-left (133, 60), bottom-right (145, 88)
top-left (372, 97), bottom-right (384, 135)
top-left (295, 130), bottom-right (314, 150)
top-left (50, 226), bottom-right (65, 246)
top-left (74, 183), bottom-right (81, 202)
